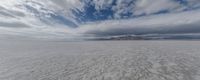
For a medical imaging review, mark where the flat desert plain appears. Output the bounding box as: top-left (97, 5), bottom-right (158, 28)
top-left (0, 40), bottom-right (200, 80)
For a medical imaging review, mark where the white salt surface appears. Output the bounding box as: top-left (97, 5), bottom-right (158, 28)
top-left (0, 40), bottom-right (200, 80)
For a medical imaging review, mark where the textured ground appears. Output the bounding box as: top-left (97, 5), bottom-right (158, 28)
top-left (0, 40), bottom-right (200, 80)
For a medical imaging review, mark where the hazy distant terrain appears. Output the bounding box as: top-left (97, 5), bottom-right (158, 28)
top-left (0, 40), bottom-right (200, 80)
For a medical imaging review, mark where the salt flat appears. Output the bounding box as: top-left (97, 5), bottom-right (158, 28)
top-left (0, 40), bottom-right (200, 80)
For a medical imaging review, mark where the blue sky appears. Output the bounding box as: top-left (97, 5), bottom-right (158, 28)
top-left (0, 0), bottom-right (200, 39)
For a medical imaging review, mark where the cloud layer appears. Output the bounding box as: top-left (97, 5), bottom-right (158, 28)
top-left (0, 0), bottom-right (200, 39)
top-left (77, 10), bottom-right (200, 36)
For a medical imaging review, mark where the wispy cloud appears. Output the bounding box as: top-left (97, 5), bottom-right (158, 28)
top-left (0, 0), bottom-right (200, 39)
top-left (77, 9), bottom-right (200, 36)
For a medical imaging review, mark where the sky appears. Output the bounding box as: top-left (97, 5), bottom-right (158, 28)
top-left (0, 0), bottom-right (200, 40)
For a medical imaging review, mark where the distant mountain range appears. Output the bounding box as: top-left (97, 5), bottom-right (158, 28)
top-left (91, 34), bottom-right (200, 40)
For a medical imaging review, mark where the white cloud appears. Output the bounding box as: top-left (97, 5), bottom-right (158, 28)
top-left (76, 9), bottom-right (200, 36)
top-left (0, 0), bottom-right (200, 39)
top-left (134, 0), bottom-right (181, 15)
